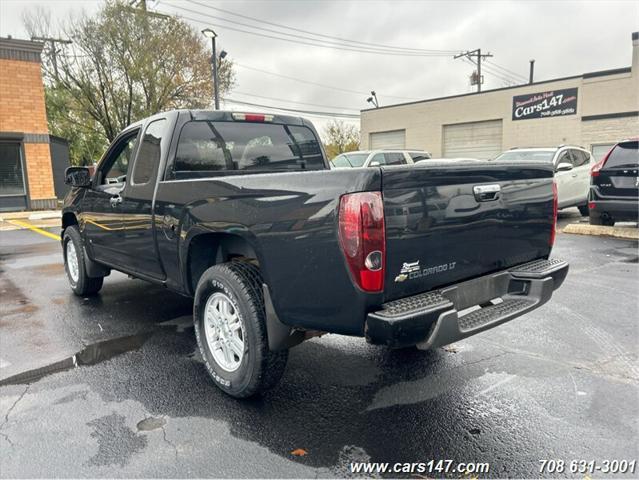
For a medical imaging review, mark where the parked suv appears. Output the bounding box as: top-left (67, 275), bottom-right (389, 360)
top-left (330, 149), bottom-right (431, 168)
top-left (494, 146), bottom-right (594, 215)
top-left (589, 139), bottom-right (639, 226)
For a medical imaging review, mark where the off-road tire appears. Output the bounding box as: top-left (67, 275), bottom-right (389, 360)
top-left (578, 204), bottom-right (589, 217)
top-left (63, 225), bottom-right (104, 296)
top-left (194, 261), bottom-right (288, 398)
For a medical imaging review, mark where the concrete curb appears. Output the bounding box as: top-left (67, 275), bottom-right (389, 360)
top-left (0, 210), bottom-right (61, 221)
top-left (563, 223), bottom-right (639, 240)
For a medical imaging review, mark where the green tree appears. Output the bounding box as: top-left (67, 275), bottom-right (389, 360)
top-left (24, 1), bottom-right (235, 165)
top-left (322, 120), bottom-right (360, 160)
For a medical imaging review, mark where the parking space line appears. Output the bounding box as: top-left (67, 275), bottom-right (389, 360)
top-left (7, 219), bottom-right (61, 241)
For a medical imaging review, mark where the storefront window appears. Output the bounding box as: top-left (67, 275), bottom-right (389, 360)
top-left (0, 143), bottom-right (26, 196)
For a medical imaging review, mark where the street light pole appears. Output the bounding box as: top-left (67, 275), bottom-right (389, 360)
top-left (211, 36), bottom-right (219, 110)
top-left (201, 28), bottom-right (219, 109)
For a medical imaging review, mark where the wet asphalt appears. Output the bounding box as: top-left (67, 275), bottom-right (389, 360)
top-left (0, 210), bottom-right (637, 478)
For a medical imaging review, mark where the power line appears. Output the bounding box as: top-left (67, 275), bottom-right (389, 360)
top-left (160, 4), bottom-right (456, 57)
top-left (233, 90), bottom-right (361, 112)
top-left (223, 98), bottom-right (361, 118)
top-left (185, 0), bottom-right (460, 55)
top-left (234, 62), bottom-right (418, 101)
top-left (484, 60), bottom-right (527, 81)
top-left (461, 56), bottom-right (519, 86)
top-left (486, 60), bottom-right (527, 81)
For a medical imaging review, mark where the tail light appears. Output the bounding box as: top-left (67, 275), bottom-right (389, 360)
top-left (338, 192), bottom-right (385, 292)
top-left (591, 146), bottom-right (614, 177)
top-left (550, 181), bottom-right (558, 247)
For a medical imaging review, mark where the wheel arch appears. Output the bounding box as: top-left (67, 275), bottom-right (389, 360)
top-left (61, 211), bottom-right (78, 235)
top-left (184, 231), bottom-right (262, 296)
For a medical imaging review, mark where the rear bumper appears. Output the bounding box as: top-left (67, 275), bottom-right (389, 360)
top-left (589, 188), bottom-right (638, 220)
top-left (365, 258), bottom-right (568, 349)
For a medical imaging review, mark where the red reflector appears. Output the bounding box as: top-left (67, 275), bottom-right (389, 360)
top-left (589, 201), bottom-right (596, 209)
top-left (338, 192), bottom-right (385, 292)
top-left (550, 181), bottom-right (558, 247)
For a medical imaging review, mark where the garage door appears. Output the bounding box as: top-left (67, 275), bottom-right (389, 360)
top-left (442, 120), bottom-right (503, 159)
top-left (370, 130), bottom-right (405, 150)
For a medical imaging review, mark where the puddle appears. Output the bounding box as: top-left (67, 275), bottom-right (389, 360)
top-left (136, 416), bottom-right (167, 431)
top-left (0, 332), bottom-right (152, 386)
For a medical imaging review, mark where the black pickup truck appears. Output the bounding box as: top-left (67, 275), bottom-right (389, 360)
top-left (62, 110), bottom-right (568, 398)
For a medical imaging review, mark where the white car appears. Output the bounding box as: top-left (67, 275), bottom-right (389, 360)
top-left (493, 146), bottom-right (594, 215)
top-left (330, 149), bottom-right (431, 169)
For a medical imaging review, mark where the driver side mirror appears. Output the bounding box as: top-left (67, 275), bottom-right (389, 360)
top-left (370, 161), bottom-right (381, 167)
top-left (556, 162), bottom-right (573, 172)
top-left (65, 166), bottom-right (92, 188)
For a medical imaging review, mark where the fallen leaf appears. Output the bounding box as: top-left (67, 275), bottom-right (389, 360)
top-left (291, 448), bottom-right (308, 457)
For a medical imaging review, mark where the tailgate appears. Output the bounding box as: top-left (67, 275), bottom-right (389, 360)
top-left (381, 161), bottom-right (555, 301)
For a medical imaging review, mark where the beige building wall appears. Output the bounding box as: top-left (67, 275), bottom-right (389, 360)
top-left (361, 32), bottom-right (639, 156)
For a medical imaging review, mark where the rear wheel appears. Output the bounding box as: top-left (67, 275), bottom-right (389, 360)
top-left (194, 262), bottom-right (288, 398)
top-left (578, 204), bottom-right (589, 216)
top-left (589, 213), bottom-right (615, 226)
top-left (63, 226), bottom-right (104, 296)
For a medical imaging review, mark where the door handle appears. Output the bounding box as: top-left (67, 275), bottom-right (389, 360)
top-left (109, 195), bottom-right (122, 207)
top-left (571, 174), bottom-right (578, 178)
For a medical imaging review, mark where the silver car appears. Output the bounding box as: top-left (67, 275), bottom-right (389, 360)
top-left (330, 150), bottom-right (431, 169)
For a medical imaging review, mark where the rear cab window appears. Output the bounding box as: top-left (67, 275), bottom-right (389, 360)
top-left (605, 141), bottom-right (639, 169)
top-left (171, 121), bottom-right (325, 178)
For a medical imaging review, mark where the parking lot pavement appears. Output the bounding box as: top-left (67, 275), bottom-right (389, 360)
top-left (1, 221), bottom-right (637, 478)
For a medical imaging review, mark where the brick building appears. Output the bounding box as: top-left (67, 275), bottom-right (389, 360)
top-left (361, 32), bottom-right (639, 161)
top-left (0, 37), bottom-right (57, 211)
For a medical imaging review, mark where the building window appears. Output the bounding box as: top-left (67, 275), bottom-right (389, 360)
top-left (591, 144), bottom-right (615, 162)
top-left (0, 143), bottom-right (26, 196)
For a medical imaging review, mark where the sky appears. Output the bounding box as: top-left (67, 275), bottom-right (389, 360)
top-left (1, 0), bottom-right (637, 135)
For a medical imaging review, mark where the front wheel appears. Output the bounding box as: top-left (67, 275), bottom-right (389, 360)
top-left (63, 226), bottom-right (104, 296)
top-left (194, 262), bottom-right (288, 398)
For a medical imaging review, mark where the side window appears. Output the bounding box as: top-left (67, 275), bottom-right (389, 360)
top-left (571, 150), bottom-right (588, 168)
top-left (384, 152), bottom-right (407, 165)
top-left (410, 152), bottom-right (430, 161)
top-left (331, 154), bottom-right (350, 168)
top-left (133, 119), bottom-right (166, 184)
top-left (370, 153), bottom-right (385, 166)
top-left (555, 150), bottom-right (571, 169)
top-left (99, 131), bottom-right (139, 187)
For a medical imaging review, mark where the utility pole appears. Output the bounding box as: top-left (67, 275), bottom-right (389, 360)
top-left (454, 49), bottom-right (493, 92)
top-left (31, 36), bottom-right (72, 80)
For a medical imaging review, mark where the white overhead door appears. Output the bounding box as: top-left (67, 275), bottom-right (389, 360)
top-left (370, 130), bottom-right (406, 150)
top-left (442, 120), bottom-right (503, 159)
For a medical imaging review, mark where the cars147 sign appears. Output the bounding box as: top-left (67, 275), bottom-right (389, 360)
top-left (512, 88), bottom-right (578, 120)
